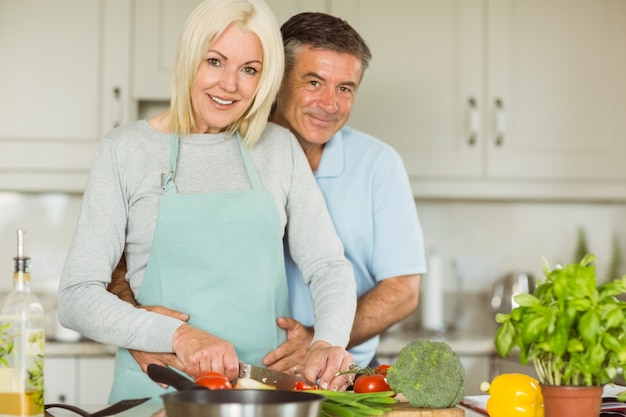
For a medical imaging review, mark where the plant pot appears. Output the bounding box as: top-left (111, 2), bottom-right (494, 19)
top-left (541, 385), bottom-right (602, 417)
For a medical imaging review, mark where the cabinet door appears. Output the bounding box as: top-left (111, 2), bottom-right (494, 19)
top-left (459, 355), bottom-right (490, 396)
top-left (132, 0), bottom-right (201, 100)
top-left (0, 0), bottom-right (131, 192)
top-left (77, 357), bottom-right (115, 405)
top-left (265, 0), bottom-right (326, 25)
top-left (44, 358), bottom-right (76, 404)
top-left (132, 0), bottom-right (326, 100)
top-left (487, 0), bottom-right (626, 181)
top-left (329, 0), bottom-right (484, 179)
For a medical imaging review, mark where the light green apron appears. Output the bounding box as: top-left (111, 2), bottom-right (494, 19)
top-left (109, 134), bottom-right (289, 403)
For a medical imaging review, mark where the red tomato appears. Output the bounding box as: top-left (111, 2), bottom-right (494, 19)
top-left (195, 371), bottom-right (233, 390)
top-left (294, 381), bottom-right (317, 390)
top-left (374, 364), bottom-right (391, 375)
top-left (353, 374), bottom-right (390, 393)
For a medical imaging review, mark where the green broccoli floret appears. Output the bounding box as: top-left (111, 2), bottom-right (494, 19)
top-left (386, 338), bottom-right (465, 408)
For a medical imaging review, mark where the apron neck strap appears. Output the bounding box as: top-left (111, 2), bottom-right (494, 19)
top-left (236, 134), bottom-right (263, 190)
top-left (161, 133), bottom-right (263, 192)
top-left (161, 134), bottom-right (179, 192)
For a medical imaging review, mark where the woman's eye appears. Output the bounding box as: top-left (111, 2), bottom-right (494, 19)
top-left (207, 57), bottom-right (221, 67)
top-left (242, 66), bottom-right (259, 76)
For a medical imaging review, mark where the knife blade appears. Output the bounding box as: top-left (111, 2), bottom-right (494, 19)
top-left (238, 362), bottom-right (316, 390)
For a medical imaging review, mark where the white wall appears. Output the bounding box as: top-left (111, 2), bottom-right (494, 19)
top-left (416, 200), bottom-right (626, 295)
top-left (1, 191), bottom-right (624, 295)
top-left (0, 192), bottom-right (82, 293)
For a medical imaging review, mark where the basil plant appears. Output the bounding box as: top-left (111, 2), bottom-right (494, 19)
top-left (495, 254), bottom-right (626, 387)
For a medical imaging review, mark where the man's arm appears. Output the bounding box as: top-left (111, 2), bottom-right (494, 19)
top-left (347, 274), bottom-right (421, 349)
top-left (264, 274), bottom-right (420, 371)
top-left (107, 254), bottom-right (138, 305)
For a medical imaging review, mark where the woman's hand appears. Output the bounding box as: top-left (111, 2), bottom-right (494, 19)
top-left (303, 340), bottom-right (355, 391)
top-left (171, 323), bottom-right (240, 381)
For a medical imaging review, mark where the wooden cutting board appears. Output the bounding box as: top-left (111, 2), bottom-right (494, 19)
top-left (383, 402), bottom-right (464, 416)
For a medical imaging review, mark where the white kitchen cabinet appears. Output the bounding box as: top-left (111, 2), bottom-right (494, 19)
top-left (459, 355), bottom-right (491, 396)
top-left (492, 352), bottom-right (538, 379)
top-left (132, 0), bottom-right (326, 100)
top-left (331, 0), bottom-right (626, 200)
top-left (45, 357), bottom-right (77, 404)
top-left (0, 0), bottom-right (131, 193)
top-left (77, 357), bottom-right (115, 405)
top-left (45, 356), bottom-right (115, 405)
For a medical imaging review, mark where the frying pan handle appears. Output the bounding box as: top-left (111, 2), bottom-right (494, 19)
top-left (147, 364), bottom-right (207, 391)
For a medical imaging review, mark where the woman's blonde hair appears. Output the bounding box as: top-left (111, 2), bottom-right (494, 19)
top-left (169, 0), bottom-right (283, 147)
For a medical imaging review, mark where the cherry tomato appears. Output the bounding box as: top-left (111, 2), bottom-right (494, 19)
top-left (195, 371), bottom-right (233, 389)
top-left (374, 364), bottom-right (391, 375)
top-left (353, 374), bottom-right (390, 393)
top-left (294, 381), bottom-right (317, 390)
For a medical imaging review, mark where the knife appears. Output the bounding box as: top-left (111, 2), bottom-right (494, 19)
top-left (238, 362), bottom-right (316, 390)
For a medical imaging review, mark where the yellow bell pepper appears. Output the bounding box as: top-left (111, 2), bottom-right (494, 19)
top-left (486, 373), bottom-right (544, 417)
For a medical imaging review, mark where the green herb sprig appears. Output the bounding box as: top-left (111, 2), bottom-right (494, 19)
top-left (335, 364), bottom-right (377, 377)
top-left (312, 390), bottom-right (397, 417)
top-left (0, 323), bottom-right (16, 366)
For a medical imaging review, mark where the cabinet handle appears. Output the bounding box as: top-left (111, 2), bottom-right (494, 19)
top-left (466, 97), bottom-right (479, 146)
top-left (112, 87), bottom-right (122, 128)
top-left (494, 98), bottom-right (506, 146)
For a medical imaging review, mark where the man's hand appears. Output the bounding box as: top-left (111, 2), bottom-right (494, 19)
top-left (129, 305), bottom-right (191, 386)
top-left (303, 341), bottom-right (355, 391)
top-left (129, 350), bottom-right (188, 388)
top-left (139, 305), bottom-right (190, 322)
top-left (262, 317), bottom-right (313, 373)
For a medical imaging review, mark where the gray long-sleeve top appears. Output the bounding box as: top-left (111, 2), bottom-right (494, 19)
top-left (58, 120), bottom-right (356, 353)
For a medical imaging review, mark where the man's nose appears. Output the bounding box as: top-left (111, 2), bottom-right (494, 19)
top-left (318, 88), bottom-right (339, 113)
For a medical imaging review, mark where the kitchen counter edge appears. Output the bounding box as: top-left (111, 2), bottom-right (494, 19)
top-left (46, 340), bottom-right (117, 357)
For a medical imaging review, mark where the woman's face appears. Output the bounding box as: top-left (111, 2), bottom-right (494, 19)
top-left (191, 24), bottom-right (263, 133)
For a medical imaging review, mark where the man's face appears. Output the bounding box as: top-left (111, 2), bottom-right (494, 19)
top-left (273, 46), bottom-right (363, 148)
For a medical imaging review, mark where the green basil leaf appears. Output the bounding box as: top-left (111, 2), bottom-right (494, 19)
top-left (494, 322), bottom-right (515, 357)
top-left (578, 309), bottom-right (601, 343)
top-left (514, 293), bottom-right (539, 307)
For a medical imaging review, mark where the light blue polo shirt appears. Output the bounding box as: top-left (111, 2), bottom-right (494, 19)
top-left (284, 126), bottom-right (427, 366)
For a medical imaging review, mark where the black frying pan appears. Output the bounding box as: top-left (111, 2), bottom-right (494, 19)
top-left (146, 364), bottom-right (325, 417)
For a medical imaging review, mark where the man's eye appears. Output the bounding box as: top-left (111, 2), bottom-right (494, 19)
top-left (339, 86), bottom-right (354, 97)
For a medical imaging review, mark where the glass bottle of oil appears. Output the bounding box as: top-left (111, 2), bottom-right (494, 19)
top-left (0, 229), bottom-right (45, 417)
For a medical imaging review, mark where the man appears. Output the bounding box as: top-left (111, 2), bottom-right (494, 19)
top-left (262, 12), bottom-right (426, 370)
top-left (109, 11), bottom-right (425, 375)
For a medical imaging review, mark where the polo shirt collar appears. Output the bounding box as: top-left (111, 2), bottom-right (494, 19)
top-left (315, 130), bottom-right (345, 178)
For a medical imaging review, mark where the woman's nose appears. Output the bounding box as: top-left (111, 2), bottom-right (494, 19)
top-left (220, 70), bottom-right (238, 93)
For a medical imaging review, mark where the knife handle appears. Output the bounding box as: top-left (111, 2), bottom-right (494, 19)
top-left (147, 363), bottom-right (207, 391)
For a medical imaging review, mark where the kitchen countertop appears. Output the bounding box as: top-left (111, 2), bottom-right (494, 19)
top-left (377, 291), bottom-right (499, 358)
top-left (377, 328), bottom-right (497, 358)
top-left (46, 325), bottom-right (497, 359)
top-left (46, 339), bottom-right (117, 357)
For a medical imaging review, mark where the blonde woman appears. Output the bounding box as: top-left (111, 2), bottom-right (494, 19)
top-left (58, 0), bottom-right (356, 403)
